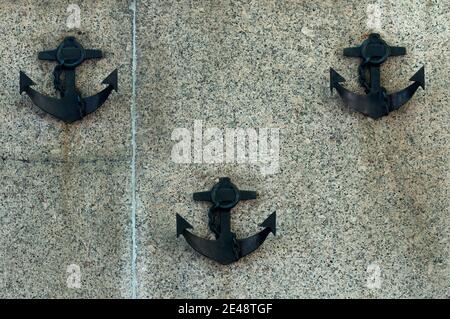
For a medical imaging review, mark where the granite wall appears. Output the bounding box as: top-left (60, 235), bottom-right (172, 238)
top-left (0, 0), bottom-right (448, 298)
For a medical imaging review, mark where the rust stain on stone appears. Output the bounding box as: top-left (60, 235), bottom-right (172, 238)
top-left (59, 123), bottom-right (72, 216)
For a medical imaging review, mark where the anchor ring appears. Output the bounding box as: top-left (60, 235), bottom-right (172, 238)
top-left (361, 35), bottom-right (390, 65)
top-left (56, 37), bottom-right (86, 68)
top-left (211, 179), bottom-right (240, 210)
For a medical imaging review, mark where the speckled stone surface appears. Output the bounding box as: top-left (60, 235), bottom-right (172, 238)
top-left (0, 159), bottom-right (131, 298)
top-left (135, 0), bottom-right (449, 298)
top-left (0, 1), bottom-right (132, 298)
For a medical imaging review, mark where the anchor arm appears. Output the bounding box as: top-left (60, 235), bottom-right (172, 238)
top-left (238, 212), bottom-right (276, 258)
top-left (39, 48), bottom-right (101, 62)
top-left (343, 46), bottom-right (363, 57)
top-left (82, 69), bottom-right (118, 115)
top-left (38, 38), bottom-right (103, 64)
top-left (19, 71), bottom-right (82, 123)
top-left (178, 178), bottom-right (274, 264)
top-left (194, 190), bottom-right (256, 201)
top-left (388, 66), bottom-right (425, 111)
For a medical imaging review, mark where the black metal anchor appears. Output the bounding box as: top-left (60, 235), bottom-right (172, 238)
top-left (20, 37), bottom-right (118, 123)
top-left (176, 177), bottom-right (276, 265)
top-left (330, 33), bottom-right (425, 119)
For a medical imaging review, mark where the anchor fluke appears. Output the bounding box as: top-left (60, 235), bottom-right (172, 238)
top-left (176, 213), bottom-right (193, 237)
top-left (19, 71), bottom-right (35, 94)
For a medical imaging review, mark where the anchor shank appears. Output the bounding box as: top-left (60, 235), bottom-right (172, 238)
top-left (369, 65), bottom-right (382, 93)
top-left (62, 69), bottom-right (77, 95)
top-left (218, 209), bottom-right (232, 236)
top-left (64, 69), bottom-right (75, 90)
